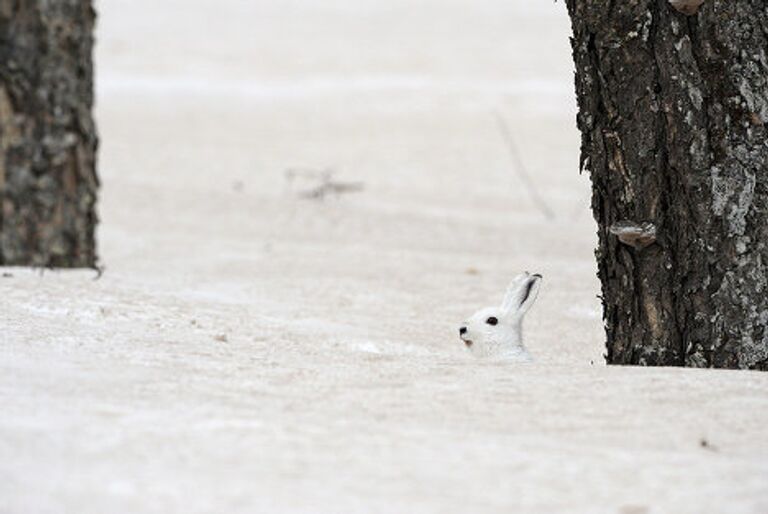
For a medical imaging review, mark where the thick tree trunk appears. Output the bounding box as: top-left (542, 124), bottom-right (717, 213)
top-left (0, 0), bottom-right (98, 268)
top-left (566, 0), bottom-right (768, 370)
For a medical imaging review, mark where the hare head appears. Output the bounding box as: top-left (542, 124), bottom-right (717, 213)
top-left (459, 272), bottom-right (542, 359)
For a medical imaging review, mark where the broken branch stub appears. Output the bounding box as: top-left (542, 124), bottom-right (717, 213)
top-left (609, 221), bottom-right (658, 250)
top-left (668, 0), bottom-right (705, 15)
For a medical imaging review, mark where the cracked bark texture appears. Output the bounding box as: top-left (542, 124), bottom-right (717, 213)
top-left (0, 0), bottom-right (98, 268)
top-left (566, 0), bottom-right (768, 370)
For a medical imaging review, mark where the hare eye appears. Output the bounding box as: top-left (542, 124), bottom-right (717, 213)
top-left (486, 316), bottom-right (498, 326)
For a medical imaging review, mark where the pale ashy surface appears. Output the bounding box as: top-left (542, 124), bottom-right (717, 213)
top-left (1, 1), bottom-right (767, 513)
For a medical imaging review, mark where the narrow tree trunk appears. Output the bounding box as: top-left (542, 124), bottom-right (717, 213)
top-left (0, 0), bottom-right (98, 268)
top-left (566, 0), bottom-right (768, 370)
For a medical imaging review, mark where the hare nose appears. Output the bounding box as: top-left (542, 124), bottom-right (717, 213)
top-left (459, 327), bottom-right (467, 336)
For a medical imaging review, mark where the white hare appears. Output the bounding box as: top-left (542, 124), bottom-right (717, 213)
top-left (459, 272), bottom-right (542, 360)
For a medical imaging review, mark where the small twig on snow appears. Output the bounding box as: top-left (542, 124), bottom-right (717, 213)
top-left (493, 111), bottom-right (556, 220)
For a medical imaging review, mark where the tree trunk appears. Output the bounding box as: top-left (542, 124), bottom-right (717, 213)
top-left (566, 0), bottom-right (768, 370)
top-left (0, 0), bottom-right (98, 268)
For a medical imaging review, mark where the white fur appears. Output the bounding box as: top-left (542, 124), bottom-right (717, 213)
top-left (459, 272), bottom-right (542, 361)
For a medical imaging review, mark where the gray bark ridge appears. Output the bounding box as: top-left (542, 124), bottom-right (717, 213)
top-left (566, 0), bottom-right (768, 369)
top-left (0, 0), bottom-right (99, 268)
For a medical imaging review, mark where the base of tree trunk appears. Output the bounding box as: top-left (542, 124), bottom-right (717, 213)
top-left (0, 1), bottom-right (99, 268)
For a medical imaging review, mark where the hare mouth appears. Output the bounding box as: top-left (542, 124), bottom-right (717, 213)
top-left (463, 339), bottom-right (473, 348)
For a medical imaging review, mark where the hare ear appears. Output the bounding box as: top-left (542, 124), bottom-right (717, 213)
top-left (501, 273), bottom-right (542, 316)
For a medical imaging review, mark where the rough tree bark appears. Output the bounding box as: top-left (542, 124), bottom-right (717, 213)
top-left (0, 0), bottom-right (98, 268)
top-left (566, 0), bottom-right (768, 370)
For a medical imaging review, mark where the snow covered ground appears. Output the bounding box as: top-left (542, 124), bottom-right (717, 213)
top-left (2, 1), bottom-right (767, 512)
